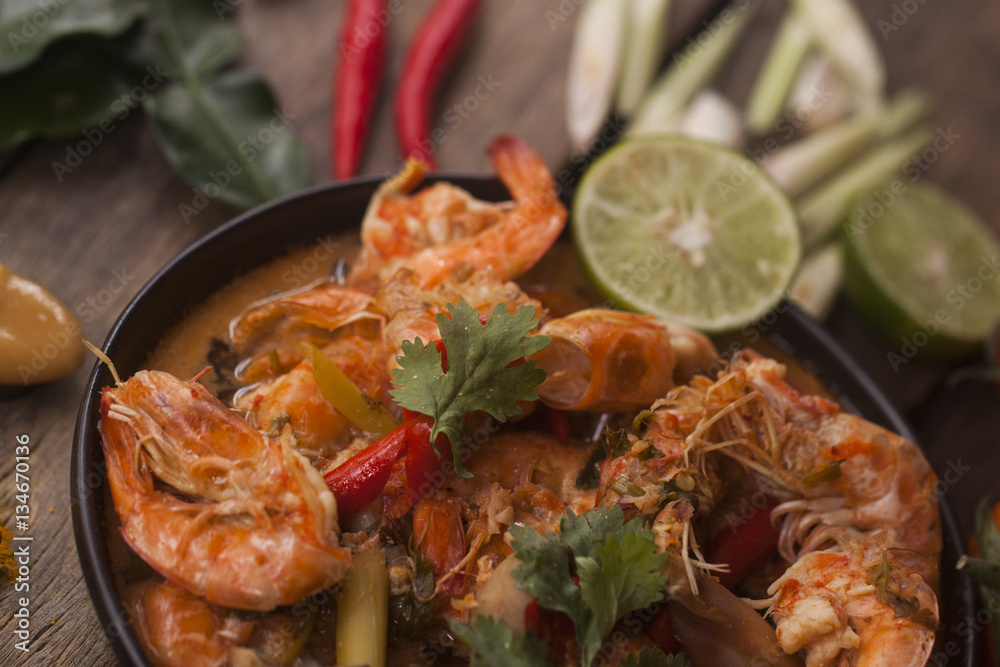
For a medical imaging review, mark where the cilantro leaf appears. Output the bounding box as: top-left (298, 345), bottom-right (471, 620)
top-left (390, 302), bottom-right (550, 477)
top-left (621, 648), bottom-right (688, 667)
top-left (510, 507), bottom-right (670, 667)
top-left (448, 616), bottom-right (552, 667)
top-left (577, 531), bottom-right (669, 652)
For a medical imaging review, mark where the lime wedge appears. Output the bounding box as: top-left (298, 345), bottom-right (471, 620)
top-left (843, 182), bottom-right (1000, 359)
top-left (572, 137), bottom-right (800, 333)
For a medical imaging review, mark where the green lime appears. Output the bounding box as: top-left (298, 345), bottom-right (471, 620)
top-left (572, 137), bottom-right (800, 333)
top-left (843, 182), bottom-right (1000, 359)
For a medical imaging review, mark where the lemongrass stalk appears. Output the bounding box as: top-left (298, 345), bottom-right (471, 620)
top-left (957, 555), bottom-right (1000, 590)
top-left (629, 0), bottom-right (757, 137)
top-left (789, 241), bottom-right (844, 321)
top-left (617, 0), bottom-right (673, 116)
top-left (337, 549), bottom-right (388, 667)
top-left (567, 0), bottom-right (628, 149)
top-left (767, 89), bottom-right (929, 198)
top-left (300, 342), bottom-right (399, 437)
top-left (792, 0), bottom-right (885, 104)
top-left (786, 55), bottom-right (854, 133)
top-left (797, 126), bottom-right (932, 250)
top-left (745, 10), bottom-right (811, 135)
top-left (677, 90), bottom-right (744, 149)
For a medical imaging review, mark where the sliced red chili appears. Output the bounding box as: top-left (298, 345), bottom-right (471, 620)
top-left (545, 406), bottom-right (570, 444)
top-left (703, 498), bottom-right (781, 590)
top-left (404, 416), bottom-right (453, 506)
top-left (394, 0), bottom-right (481, 167)
top-left (333, 0), bottom-right (388, 179)
top-left (644, 605), bottom-right (682, 655)
top-left (323, 419), bottom-right (411, 516)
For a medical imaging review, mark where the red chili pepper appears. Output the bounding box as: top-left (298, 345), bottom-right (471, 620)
top-left (405, 416), bottom-right (453, 506)
top-left (644, 605), bottom-right (681, 655)
top-left (333, 0), bottom-right (387, 179)
top-left (394, 0), bottom-right (481, 167)
top-left (323, 419), bottom-right (412, 516)
top-left (545, 406), bottom-right (570, 444)
top-left (703, 498), bottom-right (781, 590)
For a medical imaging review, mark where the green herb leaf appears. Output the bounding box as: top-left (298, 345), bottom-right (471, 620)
top-left (390, 302), bottom-right (550, 478)
top-left (621, 648), bottom-right (687, 667)
top-left (140, 0), bottom-right (308, 211)
top-left (0, 37), bottom-right (130, 152)
top-left (510, 506), bottom-right (669, 667)
top-left (0, 0), bottom-right (149, 74)
top-left (865, 549), bottom-right (938, 630)
top-left (576, 531), bottom-right (668, 661)
top-left (802, 459), bottom-right (845, 487)
top-left (448, 616), bottom-right (552, 667)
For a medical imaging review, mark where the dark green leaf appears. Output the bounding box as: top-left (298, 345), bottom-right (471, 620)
top-left (978, 584), bottom-right (1000, 667)
top-left (144, 69), bottom-right (310, 210)
top-left (802, 459), bottom-right (845, 487)
top-left (390, 302), bottom-right (550, 477)
top-left (0, 37), bottom-right (131, 152)
top-left (144, 0), bottom-right (242, 77)
top-left (0, 0), bottom-right (148, 74)
top-left (865, 549), bottom-right (938, 630)
top-left (449, 616), bottom-right (552, 667)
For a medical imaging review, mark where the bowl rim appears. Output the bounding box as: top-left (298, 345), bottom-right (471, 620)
top-left (71, 176), bottom-right (977, 666)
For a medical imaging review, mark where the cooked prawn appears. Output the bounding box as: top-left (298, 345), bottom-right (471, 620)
top-left (100, 370), bottom-right (351, 611)
top-left (126, 580), bottom-right (254, 667)
top-left (530, 309), bottom-right (716, 411)
top-left (348, 135), bottom-right (567, 290)
top-left (653, 352), bottom-right (940, 666)
top-left (764, 534), bottom-right (937, 667)
top-left (235, 336), bottom-right (392, 458)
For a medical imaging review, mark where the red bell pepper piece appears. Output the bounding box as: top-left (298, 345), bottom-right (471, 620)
top-left (333, 0), bottom-right (387, 179)
top-left (394, 0), bottom-right (481, 167)
top-left (703, 498), bottom-right (781, 590)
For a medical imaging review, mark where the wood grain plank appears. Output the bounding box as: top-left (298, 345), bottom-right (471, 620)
top-left (0, 2), bottom-right (997, 665)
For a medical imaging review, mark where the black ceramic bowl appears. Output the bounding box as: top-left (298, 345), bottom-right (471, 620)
top-left (72, 177), bottom-right (977, 666)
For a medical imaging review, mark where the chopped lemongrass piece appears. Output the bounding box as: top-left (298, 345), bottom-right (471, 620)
top-left (792, 0), bottom-right (885, 106)
top-left (300, 342), bottom-right (399, 437)
top-left (797, 125), bottom-right (932, 250)
top-left (617, 0), bottom-right (673, 116)
top-left (337, 548), bottom-right (388, 667)
top-left (628, 0), bottom-right (757, 137)
top-left (677, 90), bottom-right (744, 149)
top-left (766, 90), bottom-right (929, 198)
top-left (957, 555), bottom-right (1000, 590)
top-left (789, 241), bottom-right (845, 321)
top-left (567, 0), bottom-right (628, 150)
top-left (787, 55), bottom-right (855, 132)
top-left (745, 9), bottom-right (811, 135)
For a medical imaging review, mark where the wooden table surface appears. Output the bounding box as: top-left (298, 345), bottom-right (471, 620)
top-left (1, 1), bottom-right (999, 664)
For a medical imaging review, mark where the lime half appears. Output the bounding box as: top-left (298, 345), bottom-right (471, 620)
top-left (843, 182), bottom-right (1000, 359)
top-left (573, 137), bottom-right (800, 333)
